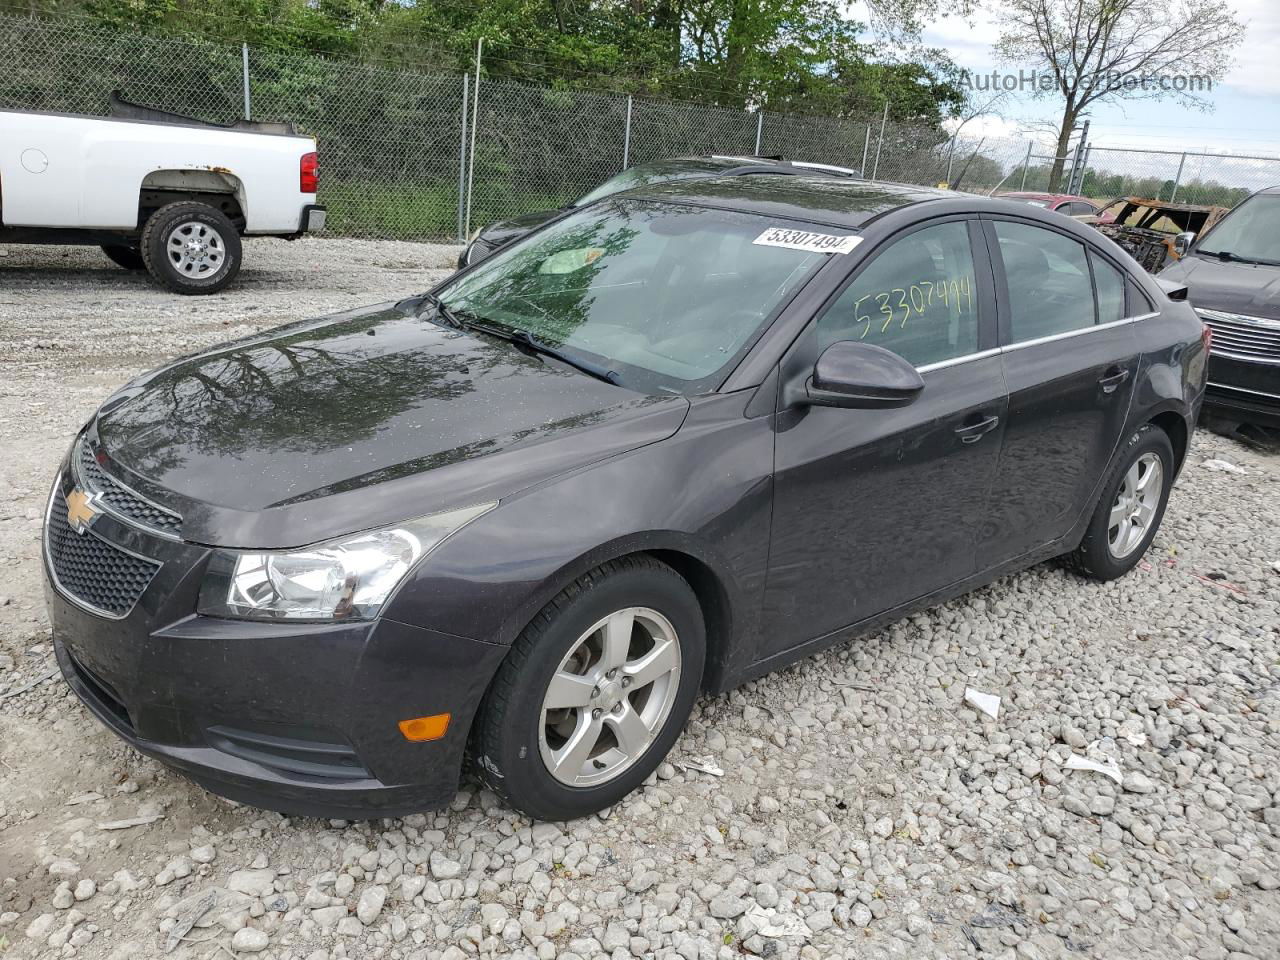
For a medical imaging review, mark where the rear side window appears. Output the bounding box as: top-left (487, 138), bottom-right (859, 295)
top-left (1092, 252), bottom-right (1126, 324)
top-left (816, 221), bottom-right (979, 367)
top-left (994, 221), bottom-right (1094, 342)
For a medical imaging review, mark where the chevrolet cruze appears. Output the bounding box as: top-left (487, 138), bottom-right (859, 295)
top-left (46, 177), bottom-right (1208, 821)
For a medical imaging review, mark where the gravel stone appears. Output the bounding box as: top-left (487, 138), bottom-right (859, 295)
top-left (230, 927), bottom-right (269, 953)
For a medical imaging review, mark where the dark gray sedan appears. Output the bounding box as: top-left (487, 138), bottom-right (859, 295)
top-left (46, 178), bottom-right (1206, 821)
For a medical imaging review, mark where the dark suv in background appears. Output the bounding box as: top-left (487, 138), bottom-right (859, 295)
top-left (458, 155), bottom-right (861, 268)
top-left (1160, 186), bottom-right (1280, 427)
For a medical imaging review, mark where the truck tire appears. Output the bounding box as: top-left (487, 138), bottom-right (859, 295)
top-left (100, 244), bottom-right (145, 271)
top-left (140, 201), bottom-right (242, 295)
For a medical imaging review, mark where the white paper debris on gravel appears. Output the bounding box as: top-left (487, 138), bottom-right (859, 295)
top-left (963, 687), bottom-right (1001, 719)
top-left (745, 907), bottom-right (812, 938)
top-left (1063, 741), bottom-right (1124, 784)
top-left (1202, 459), bottom-right (1247, 474)
top-left (677, 756), bottom-right (725, 777)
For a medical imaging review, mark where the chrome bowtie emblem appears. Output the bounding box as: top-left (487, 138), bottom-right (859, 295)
top-left (65, 488), bottom-right (100, 535)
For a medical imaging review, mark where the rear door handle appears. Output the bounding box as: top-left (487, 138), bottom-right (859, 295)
top-left (954, 414), bottom-right (1000, 443)
top-left (1098, 367), bottom-right (1131, 394)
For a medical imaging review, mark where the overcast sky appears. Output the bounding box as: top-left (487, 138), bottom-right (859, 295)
top-left (855, 0), bottom-right (1280, 157)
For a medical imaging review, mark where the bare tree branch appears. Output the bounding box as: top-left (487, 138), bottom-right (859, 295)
top-left (994, 0), bottom-right (1245, 190)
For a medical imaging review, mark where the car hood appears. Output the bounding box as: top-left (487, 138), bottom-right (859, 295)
top-left (477, 208), bottom-right (561, 247)
top-left (1161, 255), bottom-right (1280, 321)
top-left (90, 302), bottom-right (689, 548)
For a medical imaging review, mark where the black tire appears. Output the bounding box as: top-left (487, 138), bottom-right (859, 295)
top-left (471, 556), bottom-right (705, 821)
top-left (140, 201), bottom-right (242, 295)
top-left (100, 244), bottom-right (145, 271)
top-left (1065, 423), bottom-right (1175, 581)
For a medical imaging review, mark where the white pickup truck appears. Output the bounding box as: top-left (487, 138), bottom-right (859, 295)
top-left (0, 94), bottom-right (325, 294)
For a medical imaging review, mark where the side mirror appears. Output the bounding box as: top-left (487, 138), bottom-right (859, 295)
top-left (1173, 231), bottom-right (1196, 258)
top-left (804, 341), bottom-right (924, 409)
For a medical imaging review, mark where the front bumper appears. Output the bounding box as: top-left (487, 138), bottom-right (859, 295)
top-left (44, 469), bottom-right (505, 819)
top-left (1203, 353), bottom-right (1280, 427)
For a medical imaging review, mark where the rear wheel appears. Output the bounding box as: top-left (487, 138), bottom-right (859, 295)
top-left (471, 556), bottom-right (705, 821)
top-left (100, 244), bottom-right (145, 271)
top-left (140, 201), bottom-right (241, 295)
top-left (1065, 423), bottom-right (1174, 581)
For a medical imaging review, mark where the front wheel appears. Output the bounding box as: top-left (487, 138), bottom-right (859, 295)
top-left (140, 201), bottom-right (242, 295)
top-left (1065, 423), bottom-right (1175, 581)
top-left (471, 557), bottom-right (705, 821)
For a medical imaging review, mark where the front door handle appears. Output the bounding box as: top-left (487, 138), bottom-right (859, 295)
top-left (1098, 367), bottom-right (1131, 394)
top-left (954, 414), bottom-right (1000, 443)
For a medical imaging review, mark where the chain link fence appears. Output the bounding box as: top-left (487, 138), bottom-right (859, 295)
top-left (4, 13), bottom-right (1278, 243)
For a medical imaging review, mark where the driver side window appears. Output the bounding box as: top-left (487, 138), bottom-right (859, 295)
top-left (815, 221), bottom-right (980, 368)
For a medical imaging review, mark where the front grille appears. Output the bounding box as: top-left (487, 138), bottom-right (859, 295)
top-left (205, 723), bottom-right (370, 781)
top-left (1199, 310), bottom-right (1280, 365)
top-left (47, 487), bottom-right (160, 617)
top-left (76, 440), bottom-right (182, 537)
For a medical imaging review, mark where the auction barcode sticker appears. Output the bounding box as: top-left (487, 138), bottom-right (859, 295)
top-left (753, 227), bottom-right (862, 255)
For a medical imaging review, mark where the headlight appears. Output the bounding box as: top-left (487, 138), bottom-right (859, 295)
top-left (197, 503), bottom-right (495, 622)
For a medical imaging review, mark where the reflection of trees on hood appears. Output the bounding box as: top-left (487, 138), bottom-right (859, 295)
top-left (104, 310), bottom-right (523, 465)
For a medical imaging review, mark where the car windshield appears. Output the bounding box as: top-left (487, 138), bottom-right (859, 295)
top-left (439, 198), bottom-right (835, 394)
top-left (1196, 193), bottom-right (1280, 264)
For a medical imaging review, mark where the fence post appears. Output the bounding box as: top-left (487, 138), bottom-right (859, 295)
top-left (1170, 151), bottom-right (1187, 202)
top-left (1019, 140), bottom-right (1033, 190)
top-left (755, 112), bottom-right (763, 155)
top-left (1076, 145), bottom-right (1091, 196)
top-left (622, 95), bottom-right (633, 170)
top-left (1068, 119), bottom-right (1089, 194)
top-left (861, 125), bottom-right (871, 175)
top-left (241, 43), bottom-right (251, 120)
top-left (464, 38), bottom-right (483, 240)
top-left (872, 101), bottom-right (888, 180)
top-left (457, 74), bottom-right (469, 242)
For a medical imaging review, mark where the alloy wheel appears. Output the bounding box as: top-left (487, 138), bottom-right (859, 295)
top-left (1107, 452), bottom-right (1163, 559)
top-left (167, 221), bottom-right (226, 277)
top-left (539, 607), bottom-right (682, 788)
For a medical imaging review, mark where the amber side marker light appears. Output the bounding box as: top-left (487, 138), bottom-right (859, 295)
top-left (398, 714), bottom-right (451, 742)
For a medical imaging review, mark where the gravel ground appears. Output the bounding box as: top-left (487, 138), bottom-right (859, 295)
top-left (1, 238), bottom-right (1278, 960)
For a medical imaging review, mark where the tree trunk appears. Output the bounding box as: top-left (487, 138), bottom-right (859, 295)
top-left (1048, 103), bottom-right (1077, 193)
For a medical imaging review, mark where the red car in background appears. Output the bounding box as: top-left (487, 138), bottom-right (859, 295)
top-left (998, 192), bottom-right (1114, 221)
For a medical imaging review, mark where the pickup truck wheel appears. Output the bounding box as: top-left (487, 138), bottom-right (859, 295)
top-left (141, 201), bottom-right (242, 295)
top-left (100, 245), bottom-right (145, 271)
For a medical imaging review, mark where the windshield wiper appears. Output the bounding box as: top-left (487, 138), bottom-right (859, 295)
top-left (420, 299), bottom-right (620, 386)
top-left (1199, 249), bottom-right (1280, 266)
top-left (418, 292), bottom-right (470, 330)
top-left (505, 329), bottom-right (621, 385)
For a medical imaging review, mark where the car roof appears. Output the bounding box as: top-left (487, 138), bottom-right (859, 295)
top-left (622, 175), bottom-right (966, 228)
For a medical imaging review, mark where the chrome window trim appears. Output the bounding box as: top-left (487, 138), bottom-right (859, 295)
top-left (915, 312), bottom-right (1156, 372)
top-left (74, 436), bottom-right (183, 542)
top-left (1001, 313), bottom-right (1151, 354)
top-left (43, 473), bottom-right (160, 621)
top-left (916, 348), bottom-right (1001, 374)
top-left (1207, 381), bottom-right (1280, 400)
